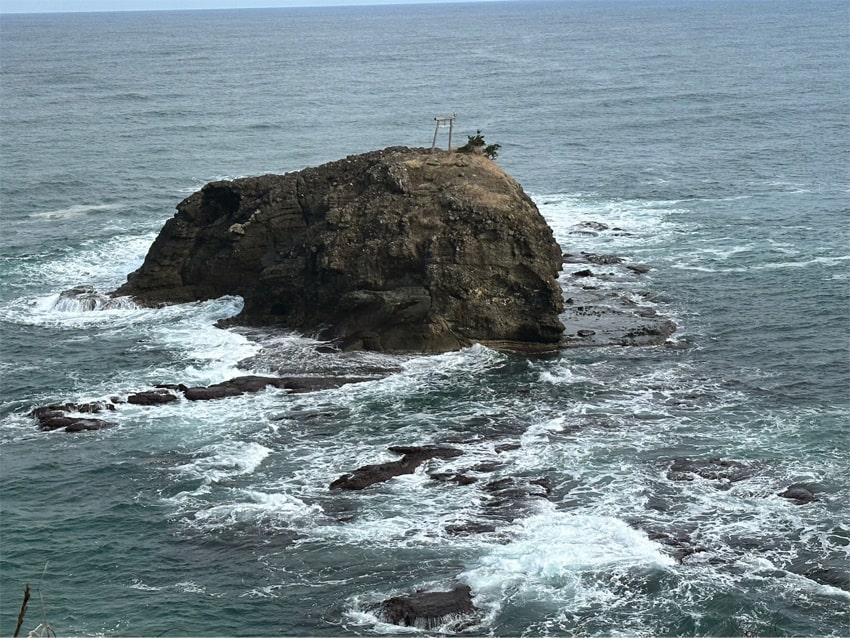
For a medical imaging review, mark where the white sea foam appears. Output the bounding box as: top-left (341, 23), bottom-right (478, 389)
top-left (129, 578), bottom-right (162, 592)
top-left (461, 511), bottom-right (673, 619)
top-left (148, 296), bottom-right (259, 382)
top-left (6, 291), bottom-right (145, 327)
top-left (190, 489), bottom-right (323, 531)
top-left (2, 230), bottom-right (155, 327)
top-left (398, 342), bottom-right (507, 378)
top-left (304, 461), bottom-right (484, 548)
top-left (174, 581), bottom-right (212, 595)
top-left (331, 343), bottom-right (507, 423)
top-left (343, 602), bottom-right (422, 635)
top-left (671, 252), bottom-right (850, 273)
top-left (22, 233), bottom-right (154, 291)
top-left (28, 203), bottom-right (125, 219)
top-left (174, 441), bottom-right (271, 483)
top-left (533, 193), bottom-right (690, 253)
top-left (537, 362), bottom-right (599, 386)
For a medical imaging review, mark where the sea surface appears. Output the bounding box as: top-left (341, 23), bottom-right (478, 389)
top-left (1, 1), bottom-right (848, 635)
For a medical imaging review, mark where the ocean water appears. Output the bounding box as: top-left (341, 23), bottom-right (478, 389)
top-left (1, 1), bottom-right (848, 636)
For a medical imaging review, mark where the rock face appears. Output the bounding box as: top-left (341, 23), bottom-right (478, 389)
top-left (115, 147), bottom-right (564, 352)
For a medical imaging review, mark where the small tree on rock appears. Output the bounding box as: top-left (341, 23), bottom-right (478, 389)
top-left (458, 130), bottom-right (501, 159)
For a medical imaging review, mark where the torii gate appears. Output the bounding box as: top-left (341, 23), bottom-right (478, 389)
top-left (431, 114), bottom-right (456, 151)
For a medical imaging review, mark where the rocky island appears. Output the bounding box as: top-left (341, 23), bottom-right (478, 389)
top-left (115, 146), bottom-right (565, 352)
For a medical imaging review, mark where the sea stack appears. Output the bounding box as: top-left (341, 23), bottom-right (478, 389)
top-left (115, 146), bottom-right (565, 352)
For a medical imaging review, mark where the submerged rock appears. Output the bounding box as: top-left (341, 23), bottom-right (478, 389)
top-left (374, 585), bottom-right (476, 629)
top-left (627, 264), bottom-right (651, 275)
top-left (561, 292), bottom-right (676, 347)
top-left (643, 527), bottom-right (706, 563)
top-left (801, 567), bottom-right (850, 591)
top-left (114, 147), bottom-right (564, 353)
top-left (666, 457), bottom-right (756, 484)
top-left (778, 483), bottom-right (817, 504)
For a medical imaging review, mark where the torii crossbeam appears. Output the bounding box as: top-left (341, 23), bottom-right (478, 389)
top-left (431, 114), bottom-right (456, 151)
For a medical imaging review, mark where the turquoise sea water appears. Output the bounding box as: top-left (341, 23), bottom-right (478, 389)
top-left (1, 1), bottom-right (848, 635)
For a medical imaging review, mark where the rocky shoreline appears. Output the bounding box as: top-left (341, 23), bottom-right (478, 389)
top-left (26, 343), bottom-right (825, 628)
top-left (23, 148), bottom-right (699, 629)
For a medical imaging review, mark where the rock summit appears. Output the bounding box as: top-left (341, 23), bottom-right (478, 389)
top-left (116, 146), bottom-right (565, 352)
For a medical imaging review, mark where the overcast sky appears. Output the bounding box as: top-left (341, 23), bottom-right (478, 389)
top-left (1, 0), bottom-right (489, 13)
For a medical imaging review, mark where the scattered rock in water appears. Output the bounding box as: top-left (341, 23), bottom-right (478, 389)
top-left (429, 471), bottom-right (478, 486)
top-left (494, 443), bottom-right (521, 453)
top-left (183, 375), bottom-right (292, 400)
top-left (562, 253), bottom-right (586, 264)
top-left (55, 285), bottom-right (133, 312)
top-left (572, 268), bottom-right (595, 278)
top-left (479, 475), bottom-right (553, 523)
top-left (386, 445), bottom-right (463, 458)
top-left (469, 460), bottom-right (504, 473)
top-left (666, 458), bottom-right (756, 484)
top-left (63, 419), bottom-right (114, 433)
top-left (778, 483), bottom-right (817, 504)
top-left (562, 290), bottom-right (676, 348)
top-left (183, 375), bottom-right (369, 401)
top-left (444, 521), bottom-right (498, 536)
top-left (583, 252), bottom-right (624, 265)
top-left (635, 307), bottom-right (658, 317)
top-left (562, 251), bottom-right (624, 266)
top-left (627, 263), bottom-right (651, 275)
top-left (30, 402), bottom-right (117, 432)
top-left (484, 476), bottom-right (551, 501)
top-left (620, 323), bottom-right (677, 346)
top-left (330, 445), bottom-right (463, 490)
top-left (577, 221), bottom-right (609, 232)
top-left (374, 585), bottom-right (476, 630)
top-left (646, 528), bottom-right (706, 563)
top-left (156, 383), bottom-right (189, 393)
top-left (127, 389), bottom-right (179, 405)
top-left (30, 374), bottom-right (369, 432)
top-left (529, 476), bottom-right (554, 495)
top-left (801, 567), bottom-right (850, 591)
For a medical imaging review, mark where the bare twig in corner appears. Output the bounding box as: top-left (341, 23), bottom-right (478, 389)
top-left (13, 583), bottom-right (30, 637)
top-left (33, 562), bottom-right (55, 638)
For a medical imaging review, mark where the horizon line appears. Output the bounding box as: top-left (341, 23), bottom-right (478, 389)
top-left (0, 0), bottom-right (525, 16)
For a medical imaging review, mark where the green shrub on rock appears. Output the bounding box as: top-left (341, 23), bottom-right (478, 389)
top-left (458, 130), bottom-right (501, 159)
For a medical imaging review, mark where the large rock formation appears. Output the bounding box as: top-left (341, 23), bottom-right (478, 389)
top-left (115, 146), bottom-right (564, 352)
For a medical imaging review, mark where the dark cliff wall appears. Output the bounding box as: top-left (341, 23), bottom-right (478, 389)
top-left (116, 146), bottom-right (565, 352)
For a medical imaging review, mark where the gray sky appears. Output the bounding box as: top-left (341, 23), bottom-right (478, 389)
top-left (0, 0), bottom-right (485, 13)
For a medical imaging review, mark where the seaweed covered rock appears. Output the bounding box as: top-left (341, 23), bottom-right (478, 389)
top-left (115, 147), bottom-right (564, 352)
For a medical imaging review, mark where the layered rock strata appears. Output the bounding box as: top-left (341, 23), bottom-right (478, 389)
top-left (115, 147), bottom-right (565, 352)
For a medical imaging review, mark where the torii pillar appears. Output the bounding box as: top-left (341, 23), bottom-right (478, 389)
top-left (431, 114), bottom-right (456, 152)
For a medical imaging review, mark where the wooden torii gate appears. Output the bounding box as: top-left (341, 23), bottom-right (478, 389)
top-left (431, 114), bottom-right (456, 151)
